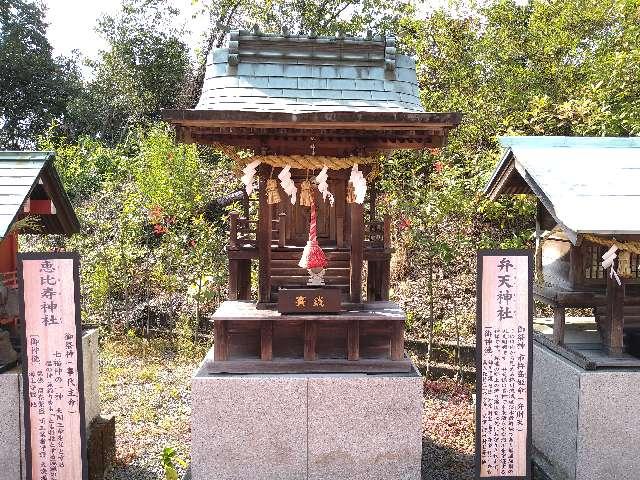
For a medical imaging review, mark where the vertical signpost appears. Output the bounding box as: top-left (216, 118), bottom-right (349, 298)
top-left (476, 250), bottom-right (533, 479)
top-left (18, 253), bottom-right (88, 480)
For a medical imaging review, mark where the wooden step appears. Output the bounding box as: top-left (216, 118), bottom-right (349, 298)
top-left (271, 259), bottom-right (350, 268)
top-left (271, 250), bottom-right (350, 261)
top-left (271, 276), bottom-right (349, 287)
top-left (271, 267), bottom-right (350, 277)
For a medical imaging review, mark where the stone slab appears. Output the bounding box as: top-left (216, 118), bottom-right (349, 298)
top-left (576, 372), bottom-right (640, 480)
top-left (191, 348), bottom-right (422, 480)
top-left (0, 368), bottom-right (22, 480)
top-left (191, 367), bottom-right (307, 480)
top-left (532, 343), bottom-right (580, 480)
top-left (533, 341), bottom-right (640, 480)
top-left (307, 372), bottom-right (422, 480)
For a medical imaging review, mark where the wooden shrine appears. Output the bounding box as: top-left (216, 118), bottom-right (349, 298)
top-left (165, 30), bottom-right (461, 373)
top-left (0, 151), bottom-right (80, 344)
top-left (485, 136), bottom-right (640, 360)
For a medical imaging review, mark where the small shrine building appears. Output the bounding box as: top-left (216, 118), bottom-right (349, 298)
top-left (165, 30), bottom-right (461, 373)
top-left (486, 136), bottom-right (640, 363)
top-left (0, 151), bottom-right (80, 337)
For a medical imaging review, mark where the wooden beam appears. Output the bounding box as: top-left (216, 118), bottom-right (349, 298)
top-left (278, 212), bottom-right (286, 248)
top-left (347, 320), bottom-right (359, 361)
top-left (569, 245), bottom-right (583, 288)
top-left (350, 202), bottom-right (364, 303)
top-left (261, 320), bottom-right (273, 361)
top-left (391, 321), bottom-right (404, 361)
top-left (304, 320), bottom-right (317, 361)
top-left (214, 320), bottom-right (228, 361)
top-left (258, 177), bottom-right (272, 303)
top-left (228, 259), bottom-right (239, 301)
top-left (553, 306), bottom-right (565, 345)
top-left (605, 267), bottom-right (625, 356)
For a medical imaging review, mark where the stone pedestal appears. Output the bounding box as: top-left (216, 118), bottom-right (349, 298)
top-left (191, 347), bottom-right (423, 480)
top-left (533, 341), bottom-right (640, 480)
top-left (0, 328), bottom-right (101, 480)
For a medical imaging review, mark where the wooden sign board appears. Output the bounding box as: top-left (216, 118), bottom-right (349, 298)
top-left (18, 253), bottom-right (88, 480)
top-left (277, 287), bottom-right (341, 314)
top-left (476, 250), bottom-right (533, 479)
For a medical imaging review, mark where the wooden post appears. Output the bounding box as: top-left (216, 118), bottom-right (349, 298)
top-left (228, 259), bottom-right (239, 300)
top-left (229, 212), bottom-right (239, 249)
top-left (261, 320), bottom-right (273, 361)
top-left (381, 259), bottom-right (391, 301)
top-left (606, 267), bottom-right (625, 356)
top-left (336, 216), bottom-right (344, 248)
top-left (278, 212), bottom-right (286, 248)
top-left (391, 321), bottom-right (404, 361)
top-left (535, 200), bottom-right (543, 283)
top-left (553, 306), bottom-right (565, 345)
top-left (347, 320), bottom-right (359, 360)
top-left (214, 320), bottom-right (228, 361)
top-left (238, 260), bottom-right (251, 300)
top-left (258, 177), bottom-right (272, 303)
top-left (304, 320), bottom-right (317, 361)
top-left (569, 245), bottom-right (583, 288)
top-left (350, 202), bottom-right (364, 303)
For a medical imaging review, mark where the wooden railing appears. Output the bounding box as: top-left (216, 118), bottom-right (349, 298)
top-left (229, 212), bottom-right (257, 250)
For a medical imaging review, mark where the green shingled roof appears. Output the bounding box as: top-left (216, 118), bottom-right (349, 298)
top-left (0, 151), bottom-right (79, 240)
top-left (197, 31), bottom-right (423, 113)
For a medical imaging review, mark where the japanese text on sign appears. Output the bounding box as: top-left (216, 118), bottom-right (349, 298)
top-left (477, 253), bottom-right (531, 479)
top-left (21, 256), bottom-right (85, 480)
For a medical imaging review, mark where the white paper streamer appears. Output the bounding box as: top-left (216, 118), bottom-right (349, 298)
top-left (240, 159), bottom-right (261, 195)
top-left (601, 245), bottom-right (621, 286)
top-left (277, 165), bottom-right (297, 205)
top-left (315, 166), bottom-right (334, 206)
top-left (349, 164), bottom-right (367, 204)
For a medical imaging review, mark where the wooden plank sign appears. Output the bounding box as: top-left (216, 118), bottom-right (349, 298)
top-left (18, 253), bottom-right (88, 480)
top-left (476, 250), bottom-right (533, 479)
top-left (278, 287), bottom-right (341, 314)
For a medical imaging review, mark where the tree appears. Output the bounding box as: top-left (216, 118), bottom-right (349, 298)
top-left (65, 0), bottom-right (192, 144)
top-left (0, 0), bottom-right (81, 148)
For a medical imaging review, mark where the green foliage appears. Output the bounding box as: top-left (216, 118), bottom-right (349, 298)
top-left (0, 0), bottom-right (81, 148)
top-left (33, 124), bottom-right (234, 335)
top-left (161, 446), bottom-right (187, 480)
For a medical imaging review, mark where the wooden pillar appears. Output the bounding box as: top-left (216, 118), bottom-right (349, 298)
top-left (553, 306), bottom-right (565, 345)
top-left (261, 320), bottom-right (273, 361)
top-left (258, 177), bottom-right (272, 303)
top-left (304, 321), bottom-right (317, 361)
top-left (238, 260), bottom-right (251, 300)
top-left (228, 259), bottom-right (239, 301)
top-left (606, 268), bottom-right (625, 356)
top-left (347, 320), bottom-right (359, 360)
top-left (391, 321), bottom-right (404, 361)
top-left (569, 245), bottom-right (583, 288)
top-left (229, 212), bottom-right (239, 250)
top-left (535, 200), bottom-right (543, 283)
top-left (381, 259), bottom-right (390, 301)
top-left (350, 202), bottom-right (364, 303)
top-left (367, 261), bottom-right (378, 301)
top-left (278, 213), bottom-right (286, 248)
top-left (214, 320), bottom-right (228, 361)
